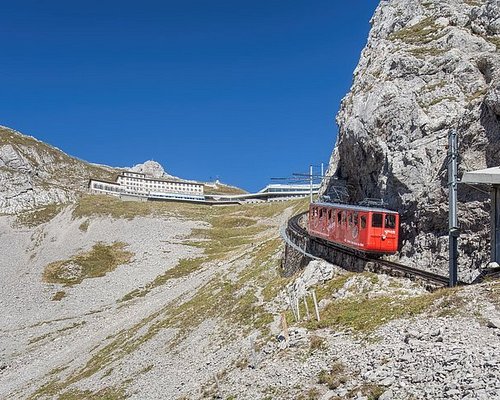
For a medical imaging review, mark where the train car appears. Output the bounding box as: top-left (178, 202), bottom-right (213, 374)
top-left (308, 202), bottom-right (400, 254)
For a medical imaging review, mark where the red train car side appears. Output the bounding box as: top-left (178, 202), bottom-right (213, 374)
top-left (308, 202), bottom-right (400, 254)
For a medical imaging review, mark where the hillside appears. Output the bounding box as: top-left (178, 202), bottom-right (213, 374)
top-left (0, 126), bottom-right (118, 214)
top-left (3, 0), bottom-right (500, 398)
top-left (323, 0), bottom-right (500, 280)
top-left (1, 196), bottom-right (499, 399)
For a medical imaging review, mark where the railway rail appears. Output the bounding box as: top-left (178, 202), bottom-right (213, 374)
top-left (286, 211), bottom-right (451, 290)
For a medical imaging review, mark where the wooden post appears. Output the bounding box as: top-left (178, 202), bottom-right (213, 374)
top-left (312, 289), bottom-right (320, 322)
top-left (303, 295), bottom-right (310, 320)
top-left (295, 296), bottom-right (300, 321)
top-left (281, 312), bottom-right (289, 342)
top-left (288, 292), bottom-right (298, 322)
top-left (214, 374), bottom-right (222, 399)
top-left (249, 337), bottom-right (258, 369)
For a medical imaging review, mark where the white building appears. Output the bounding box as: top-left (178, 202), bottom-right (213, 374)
top-left (89, 171), bottom-right (205, 201)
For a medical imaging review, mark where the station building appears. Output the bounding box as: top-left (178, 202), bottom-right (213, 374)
top-left (89, 171), bottom-right (205, 201)
top-left (462, 166), bottom-right (500, 266)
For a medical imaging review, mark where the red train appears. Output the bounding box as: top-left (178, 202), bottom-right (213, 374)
top-left (308, 202), bottom-right (400, 254)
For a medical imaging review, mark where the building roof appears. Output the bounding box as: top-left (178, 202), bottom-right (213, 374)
top-left (89, 178), bottom-right (120, 185)
top-left (461, 166), bottom-right (500, 185)
top-left (313, 201), bottom-right (398, 214)
top-left (258, 183), bottom-right (321, 194)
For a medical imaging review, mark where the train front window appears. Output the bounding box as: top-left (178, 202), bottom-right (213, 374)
top-left (385, 214), bottom-right (396, 229)
top-left (372, 213), bottom-right (383, 228)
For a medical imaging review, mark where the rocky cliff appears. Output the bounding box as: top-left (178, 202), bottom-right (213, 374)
top-left (0, 126), bottom-right (117, 214)
top-left (324, 0), bottom-right (500, 280)
top-left (130, 160), bottom-right (175, 179)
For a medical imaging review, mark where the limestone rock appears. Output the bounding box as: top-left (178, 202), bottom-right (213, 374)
top-left (0, 125), bottom-right (117, 214)
top-left (323, 0), bottom-right (500, 279)
top-left (130, 160), bottom-right (174, 179)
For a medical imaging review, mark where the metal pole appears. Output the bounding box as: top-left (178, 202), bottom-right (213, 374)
top-left (448, 129), bottom-right (459, 287)
top-left (310, 164), bottom-right (313, 203)
top-left (493, 185), bottom-right (500, 263)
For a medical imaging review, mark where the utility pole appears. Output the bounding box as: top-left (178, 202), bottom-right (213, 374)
top-left (448, 129), bottom-right (459, 287)
top-left (310, 164), bottom-right (313, 203)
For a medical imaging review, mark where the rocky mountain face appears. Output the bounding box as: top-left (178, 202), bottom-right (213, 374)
top-left (324, 0), bottom-right (500, 280)
top-left (130, 160), bottom-right (175, 179)
top-left (0, 126), bottom-right (117, 214)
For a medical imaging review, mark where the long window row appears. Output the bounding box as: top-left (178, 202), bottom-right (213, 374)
top-left (312, 207), bottom-right (396, 229)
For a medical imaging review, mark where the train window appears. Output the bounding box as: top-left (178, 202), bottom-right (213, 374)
top-left (319, 209), bottom-right (323, 219)
top-left (348, 213), bottom-right (353, 227)
top-left (385, 214), bottom-right (396, 229)
top-left (337, 212), bottom-right (342, 224)
top-left (360, 216), bottom-right (367, 229)
top-left (372, 213), bottom-right (383, 228)
top-left (328, 210), bottom-right (332, 220)
top-left (313, 208), bottom-right (318, 217)
top-left (353, 212), bottom-right (358, 226)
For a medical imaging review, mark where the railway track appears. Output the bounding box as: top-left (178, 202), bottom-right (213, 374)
top-left (286, 212), bottom-right (450, 289)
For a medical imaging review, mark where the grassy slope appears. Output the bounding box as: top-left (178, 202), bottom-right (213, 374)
top-left (30, 195), bottom-right (309, 399)
top-left (203, 183), bottom-right (248, 196)
top-left (28, 194), bottom-right (490, 399)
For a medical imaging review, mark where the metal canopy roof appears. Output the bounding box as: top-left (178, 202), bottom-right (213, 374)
top-left (461, 166), bottom-right (500, 185)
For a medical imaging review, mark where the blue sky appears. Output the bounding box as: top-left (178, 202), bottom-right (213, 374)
top-left (1, 0), bottom-right (378, 191)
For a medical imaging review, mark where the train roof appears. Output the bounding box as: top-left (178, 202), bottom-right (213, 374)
top-left (311, 201), bottom-right (399, 214)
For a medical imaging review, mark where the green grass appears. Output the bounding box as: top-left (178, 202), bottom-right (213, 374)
top-left (58, 387), bottom-right (128, 400)
top-left (464, 0), bottom-right (483, 6)
top-left (426, 81), bottom-right (446, 91)
top-left (318, 362), bottom-right (348, 390)
top-left (51, 291), bottom-right (67, 301)
top-left (408, 46), bottom-right (447, 58)
top-left (486, 35), bottom-right (500, 51)
top-left (485, 281), bottom-right (500, 306)
top-left (297, 388), bottom-right (321, 400)
top-left (309, 335), bottom-right (327, 352)
top-left (390, 17), bottom-right (446, 45)
top-left (30, 383), bottom-right (127, 400)
top-left (203, 183), bottom-right (248, 195)
top-left (16, 204), bottom-right (63, 227)
top-left (73, 194), bottom-right (209, 221)
top-left (418, 95), bottom-right (458, 110)
top-left (29, 322), bottom-right (86, 345)
top-left (79, 219), bottom-right (90, 232)
top-left (306, 285), bottom-right (463, 333)
top-left (119, 257), bottom-right (205, 302)
top-left (43, 242), bottom-right (134, 286)
top-left (467, 87), bottom-right (487, 103)
top-left (349, 384), bottom-right (384, 400)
